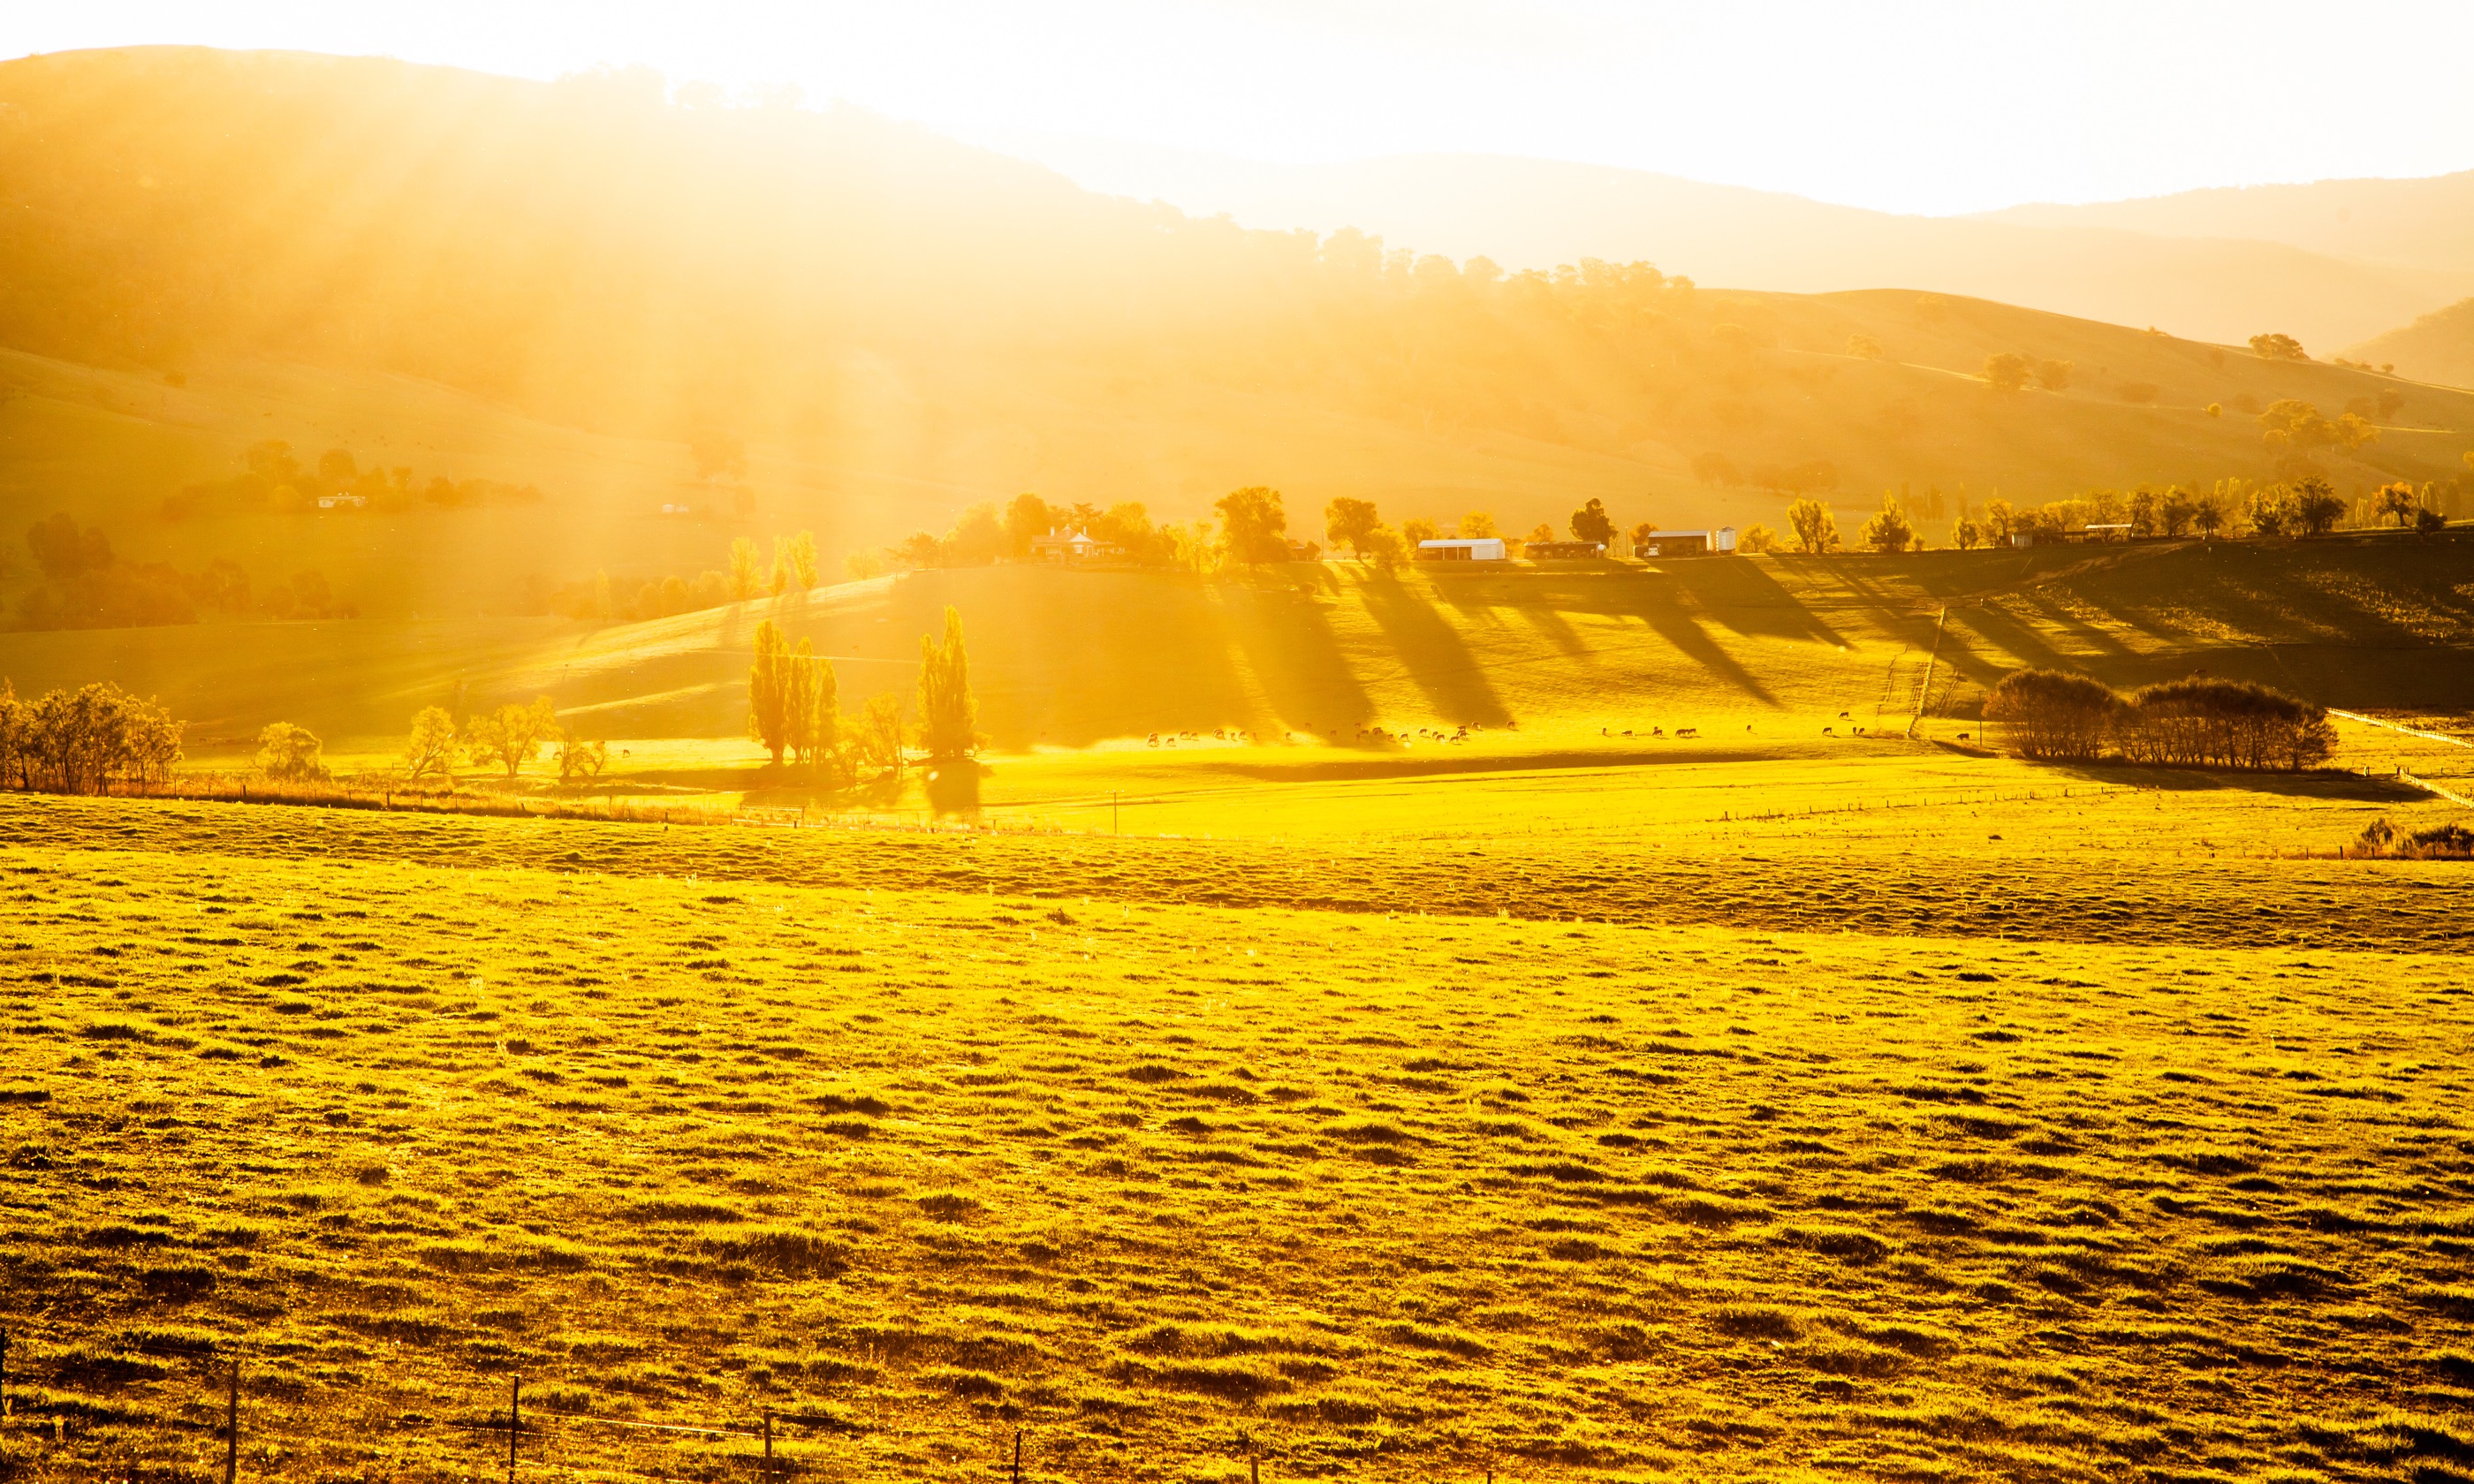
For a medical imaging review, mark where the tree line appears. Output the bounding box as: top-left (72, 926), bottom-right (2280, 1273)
top-left (1983, 670), bottom-right (2336, 771)
top-left (11, 513), bottom-right (353, 631)
top-left (547, 531), bottom-right (820, 623)
top-left (0, 681), bottom-right (185, 793)
top-left (745, 606), bottom-right (977, 784)
top-left (396, 696), bottom-right (609, 787)
top-left (164, 441), bottom-right (545, 519)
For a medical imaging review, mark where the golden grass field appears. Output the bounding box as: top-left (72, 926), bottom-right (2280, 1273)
top-left (4, 691), bottom-right (2473, 1483)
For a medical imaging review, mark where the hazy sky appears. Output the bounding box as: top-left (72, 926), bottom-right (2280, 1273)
top-left (11, 1), bottom-right (2474, 216)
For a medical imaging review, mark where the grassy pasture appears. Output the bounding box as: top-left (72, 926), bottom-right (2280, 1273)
top-left (4, 797), bottom-right (2474, 1483)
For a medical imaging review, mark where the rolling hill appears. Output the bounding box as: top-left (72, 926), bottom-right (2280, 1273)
top-left (4, 47), bottom-right (2472, 632)
top-left (2351, 297), bottom-right (2474, 389)
top-left (1009, 145), bottom-right (2474, 352)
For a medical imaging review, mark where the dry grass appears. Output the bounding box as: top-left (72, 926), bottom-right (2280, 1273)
top-left (2, 791), bottom-right (2471, 1482)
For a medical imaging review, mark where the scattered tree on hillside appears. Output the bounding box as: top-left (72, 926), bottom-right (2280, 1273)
top-left (556, 735), bottom-right (610, 783)
top-left (945, 503), bottom-right (1009, 564)
top-left (405, 706), bottom-right (458, 785)
top-left (1738, 524), bottom-right (1780, 554)
top-left (2250, 333), bottom-right (2308, 361)
top-left (845, 549), bottom-right (886, 581)
top-left (2205, 402), bottom-right (2223, 418)
top-left (1983, 670), bottom-right (2117, 760)
top-left (1846, 334), bottom-right (1884, 360)
top-left (917, 605), bottom-right (978, 760)
top-left (2192, 490), bottom-right (2231, 538)
top-left (1979, 498), bottom-right (2017, 545)
top-left (1324, 497), bottom-right (1381, 556)
top-left (1004, 494), bottom-right (1052, 558)
top-left (0, 683), bottom-right (184, 793)
top-left (1359, 525), bottom-right (1408, 572)
top-left (255, 723), bottom-right (327, 782)
top-left (1982, 353), bottom-right (2030, 393)
top-left (1953, 519), bottom-right (1985, 550)
top-left (2035, 360), bottom-right (2073, 391)
top-left (2291, 476), bottom-right (2348, 536)
top-left (2375, 482), bottom-right (2421, 527)
top-left (1786, 499), bottom-right (1840, 554)
top-left (748, 618), bottom-right (794, 765)
top-left (858, 693), bottom-right (906, 779)
top-left (466, 698), bottom-right (560, 779)
top-left (1214, 487), bottom-right (1289, 566)
top-left (1569, 498), bottom-right (1615, 548)
top-left (1859, 496), bottom-right (1917, 553)
top-left (727, 537), bottom-right (763, 601)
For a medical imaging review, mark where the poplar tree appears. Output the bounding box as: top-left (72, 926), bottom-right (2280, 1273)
top-left (748, 618), bottom-right (793, 764)
top-left (787, 637), bottom-right (837, 772)
top-left (916, 605), bottom-right (977, 759)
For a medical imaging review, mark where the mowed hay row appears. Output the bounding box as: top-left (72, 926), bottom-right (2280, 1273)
top-left (3, 829), bottom-right (2473, 1481)
top-left (3, 791), bottom-right (2469, 956)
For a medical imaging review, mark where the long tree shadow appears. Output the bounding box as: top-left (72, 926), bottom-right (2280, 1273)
top-left (1355, 575), bottom-right (1515, 728)
top-left (1214, 578), bottom-right (1378, 739)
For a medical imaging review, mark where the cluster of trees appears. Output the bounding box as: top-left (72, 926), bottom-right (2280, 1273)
top-left (1979, 353), bottom-right (2076, 394)
top-left (1984, 670), bottom-right (2335, 771)
top-left (549, 530), bottom-right (819, 622)
top-left (163, 442), bottom-right (544, 519)
top-left (0, 681), bottom-right (184, 793)
top-left (746, 607), bottom-right (976, 784)
top-left (11, 513), bottom-right (352, 631)
top-left (851, 494), bottom-right (1218, 577)
top-left (2257, 399), bottom-right (2379, 457)
top-left (399, 696), bottom-right (606, 786)
top-left (1766, 472), bottom-right (2460, 556)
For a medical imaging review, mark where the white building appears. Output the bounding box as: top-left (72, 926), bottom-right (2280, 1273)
top-left (1416, 538), bottom-right (1508, 562)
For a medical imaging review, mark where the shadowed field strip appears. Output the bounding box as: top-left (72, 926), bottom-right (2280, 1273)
top-left (1, 792), bottom-right (2464, 954)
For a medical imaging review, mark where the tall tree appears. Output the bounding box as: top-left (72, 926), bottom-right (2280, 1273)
top-left (1787, 499), bottom-right (1840, 554)
top-left (917, 605), bottom-right (978, 760)
top-left (1004, 493), bottom-right (1052, 558)
top-left (1215, 487), bottom-right (1289, 566)
top-left (1324, 496), bottom-right (1381, 556)
top-left (787, 636), bottom-right (837, 770)
top-left (728, 537), bottom-right (763, 601)
top-left (405, 706), bottom-right (458, 784)
top-left (1569, 498), bottom-right (1615, 546)
top-left (748, 618), bottom-right (793, 763)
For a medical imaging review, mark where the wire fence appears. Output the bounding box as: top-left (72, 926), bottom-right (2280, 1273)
top-left (0, 1329), bottom-right (898, 1482)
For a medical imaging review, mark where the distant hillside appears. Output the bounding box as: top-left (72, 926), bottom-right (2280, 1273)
top-left (1015, 146), bottom-right (2474, 352)
top-left (4, 47), bottom-right (2472, 626)
top-left (1981, 170), bottom-right (2474, 277)
top-left (2349, 297), bottom-right (2474, 388)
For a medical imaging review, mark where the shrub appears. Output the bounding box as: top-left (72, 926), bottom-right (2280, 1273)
top-left (1982, 670), bottom-right (2117, 760)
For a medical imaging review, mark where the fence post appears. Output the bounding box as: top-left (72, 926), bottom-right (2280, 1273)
top-left (224, 1360), bottom-right (239, 1484)
top-left (2, 1327), bottom-right (9, 1420)
top-left (507, 1374), bottom-right (520, 1484)
top-left (1012, 1427), bottom-right (1022, 1484)
top-left (763, 1409), bottom-right (774, 1480)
